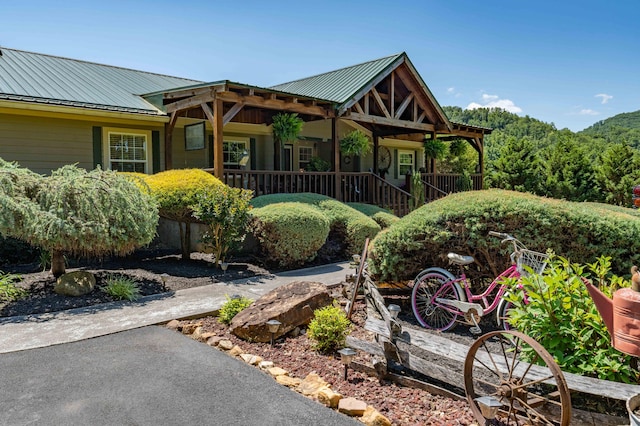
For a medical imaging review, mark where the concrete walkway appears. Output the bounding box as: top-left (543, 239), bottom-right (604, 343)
top-left (0, 261), bottom-right (351, 354)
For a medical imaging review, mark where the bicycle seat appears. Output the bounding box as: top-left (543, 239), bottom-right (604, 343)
top-left (447, 252), bottom-right (475, 266)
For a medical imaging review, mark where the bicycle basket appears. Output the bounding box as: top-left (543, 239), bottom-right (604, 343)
top-left (516, 249), bottom-right (549, 276)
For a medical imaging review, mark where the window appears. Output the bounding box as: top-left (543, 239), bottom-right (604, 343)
top-left (108, 132), bottom-right (148, 173)
top-left (398, 150), bottom-right (414, 176)
top-left (299, 146), bottom-right (313, 170)
top-left (223, 140), bottom-right (248, 166)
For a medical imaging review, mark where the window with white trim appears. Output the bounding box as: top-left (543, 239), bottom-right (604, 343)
top-left (398, 150), bottom-right (414, 176)
top-left (108, 132), bottom-right (148, 173)
top-left (299, 146), bottom-right (313, 170)
top-left (223, 140), bottom-right (248, 166)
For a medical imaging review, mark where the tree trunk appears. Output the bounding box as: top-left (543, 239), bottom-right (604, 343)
top-left (51, 250), bottom-right (65, 277)
top-left (180, 222), bottom-right (191, 261)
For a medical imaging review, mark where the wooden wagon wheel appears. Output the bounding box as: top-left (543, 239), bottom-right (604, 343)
top-left (464, 330), bottom-right (571, 426)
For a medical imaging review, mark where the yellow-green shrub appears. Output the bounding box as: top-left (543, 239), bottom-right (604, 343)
top-left (346, 202), bottom-right (399, 228)
top-left (307, 304), bottom-right (351, 352)
top-left (250, 202), bottom-right (330, 267)
top-left (368, 189), bottom-right (640, 282)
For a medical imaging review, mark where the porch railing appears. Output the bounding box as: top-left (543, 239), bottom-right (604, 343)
top-left (220, 170), bottom-right (412, 216)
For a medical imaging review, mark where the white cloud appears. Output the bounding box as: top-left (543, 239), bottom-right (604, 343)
top-left (595, 93), bottom-right (613, 104)
top-left (579, 109), bottom-right (599, 116)
top-left (465, 94), bottom-right (522, 114)
top-left (447, 87), bottom-right (455, 93)
top-left (446, 87), bottom-right (462, 98)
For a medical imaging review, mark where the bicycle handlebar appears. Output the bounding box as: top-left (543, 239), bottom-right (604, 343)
top-left (488, 231), bottom-right (509, 239)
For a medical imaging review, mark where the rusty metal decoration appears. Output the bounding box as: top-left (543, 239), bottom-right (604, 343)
top-left (464, 330), bottom-right (571, 426)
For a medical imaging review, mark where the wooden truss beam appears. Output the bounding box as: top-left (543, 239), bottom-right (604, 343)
top-left (344, 112), bottom-right (435, 132)
top-left (216, 91), bottom-right (332, 117)
top-left (223, 102), bottom-right (244, 125)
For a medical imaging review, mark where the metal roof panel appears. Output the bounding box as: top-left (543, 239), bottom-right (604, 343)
top-left (0, 48), bottom-right (202, 114)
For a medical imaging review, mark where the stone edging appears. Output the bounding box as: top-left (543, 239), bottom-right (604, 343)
top-left (166, 319), bottom-right (391, 426)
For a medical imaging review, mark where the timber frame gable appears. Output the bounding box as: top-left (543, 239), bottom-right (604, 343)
top-left (338, 54), bottom-right (452, 136)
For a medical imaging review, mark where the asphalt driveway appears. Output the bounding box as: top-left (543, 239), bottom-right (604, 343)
top-left (0, 326), bottom-right (359, 426)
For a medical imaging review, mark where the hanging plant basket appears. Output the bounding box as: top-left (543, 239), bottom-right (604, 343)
top-left (340, 130), bottom-right (372, 157)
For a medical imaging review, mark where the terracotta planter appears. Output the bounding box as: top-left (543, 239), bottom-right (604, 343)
top-left (627, 394), bottom-right (640, 426)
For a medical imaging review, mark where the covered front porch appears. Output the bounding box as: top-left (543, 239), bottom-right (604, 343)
top-left (145, 53), bottom-right (491, 216)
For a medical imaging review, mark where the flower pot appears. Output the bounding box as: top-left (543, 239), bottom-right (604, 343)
top-left (627, 394), bottom-right (640, 426)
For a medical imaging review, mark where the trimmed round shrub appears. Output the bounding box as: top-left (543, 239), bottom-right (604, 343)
top-left (346, 202), bottom-right (399, 228)
top-left (250, 202), bottom-right (330, 267)
top-left (368, 189), bottom-right (640, 282)
top-left (307, 304), bottom-right (351, 353)
top-left (143, 169), bottom-right (223, 222)
top-left (251, 193), bottom-right (380, 256)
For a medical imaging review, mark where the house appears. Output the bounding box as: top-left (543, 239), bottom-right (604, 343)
top-left (0, 47), bottom-right (490, 215)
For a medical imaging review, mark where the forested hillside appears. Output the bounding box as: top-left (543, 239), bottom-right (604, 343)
top-left (440, 106), bottom-right (640, 206)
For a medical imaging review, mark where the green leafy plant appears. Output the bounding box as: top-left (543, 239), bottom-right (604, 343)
top-left (505, 255), bottom-right (637, 383)
top-left (218, 295), bottom-right (253, 324)
top-left (409, 172), bottom-right (425, 211)
top-left (272, 113), bottom-right (304, 170)
top-left (192, 185), bottom-right (253, 266)
top-left (0, 271), bottom-right (27, 303)
top-left (305, 156), bottom-right (331, 172)
top-left (340, 130), bottom-right (371, 157)
top-left (307, 304), bottom-right (351, 352)
top-left (102, 275), bottom-right (141, 301)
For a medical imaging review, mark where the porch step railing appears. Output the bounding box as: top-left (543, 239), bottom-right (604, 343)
top-left (220, 170), bottom-right (412, 216)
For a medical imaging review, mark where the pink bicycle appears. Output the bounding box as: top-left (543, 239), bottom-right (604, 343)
top-left (411, 232), bottom-right (548, 334)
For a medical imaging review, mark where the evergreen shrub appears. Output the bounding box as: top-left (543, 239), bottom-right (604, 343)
top-left (307, 304), bottom-right (351, 352)
top-left (250, 202), bottom-right (330, 267)
top-left (218, 295), bottom-right (253, 324)
top-left (346, 202), bottom-right (399, 228)
top-left (368, 189), bottom-right (640, 282)
top-left (251, 193), bottom-right (380, 256)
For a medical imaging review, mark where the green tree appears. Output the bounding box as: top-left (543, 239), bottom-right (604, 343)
top-left (192, 185), bottom-right (253, 266)
top-left (594, 143), bottom-right (640, 206)
top-left (486, 136), bottom-right (543, 193)
top-left (540, 131), bottom-right (598, 201)
top-left (0, 160), bottom-right (158, 277)
top-left (272, 113), bottom-right (303, 170)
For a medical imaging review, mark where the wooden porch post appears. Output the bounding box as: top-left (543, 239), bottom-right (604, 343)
top-left (476, 136), bottom-right (484, 189)
top-left (332, 118), bottom-right (341, 200)
top-left (213, 98), bottom-right (224, 180)
top-left (373, 132), bottom-right (379, 173)
top-left (164, 112), bottom-right (178, 170)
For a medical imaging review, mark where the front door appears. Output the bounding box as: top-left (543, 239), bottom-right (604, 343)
top-left (284, 144), bottom-right (293, 171)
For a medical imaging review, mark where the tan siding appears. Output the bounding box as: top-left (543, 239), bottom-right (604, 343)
top-left (0, 112), bottom-right (164, 175)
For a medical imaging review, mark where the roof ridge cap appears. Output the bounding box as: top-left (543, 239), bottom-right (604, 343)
top-left (271, 52), bottom-right (405, 87)
top-left (0, 46), bottom-right (203, 84)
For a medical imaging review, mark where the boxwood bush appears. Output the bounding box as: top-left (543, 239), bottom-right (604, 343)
top-left (250, 202), bottom-right (330, 267)
top-left (368, 189), bottom-right (640, 282)
top-left (251, 193), bottom-right (380, 256)
top-left (346, 202), bottom-right (399, 228)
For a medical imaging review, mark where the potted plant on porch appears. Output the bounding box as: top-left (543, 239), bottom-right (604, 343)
top-left (272, 112), bottom-right (303, 171)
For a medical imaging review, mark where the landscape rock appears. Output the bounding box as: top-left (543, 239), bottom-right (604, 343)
top-left (360, 406), bottom-right (392, 426)
top-left (191, 326), bottom-right (204, 340)
top-left (317, 387), bottom-right (342, 408)
top-left (206, 336), bottom-right (223, 347)
top-left (218, 339), bottom-right (234, 351)
top-left (267, 367), bottom-right (288, 377)
top-left (229, 345), bottom-right (243, 356)
top-left (181, 322), bottom-right (202, 335)
top-left (166, 319), bottom-right (181, 331)
top-left (54, 271), bottom-right (95, 297)
top-left (239, 353), bottom-right (263, 365)
top-left (258, 361), bottom-right (274, 370)
top-left (297, 372), bottom-right (330, 397)
top-left (338, 397), bottom-right (367, 416)
top-left (275, 375), bottom-right (301, 388)
top-left (229, 281), bottom-right (332, 342)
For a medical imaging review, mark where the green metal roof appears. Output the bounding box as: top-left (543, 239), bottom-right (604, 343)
top-left (270, 53), bottom-right (405, 105)
top-left (0, 47), bottom-right (202, 115)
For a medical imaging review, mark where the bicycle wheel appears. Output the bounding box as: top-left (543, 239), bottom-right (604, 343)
top-left (411, 272), bottom-right (460, 331)
top-left (464, 330), bottom-right (571, 426)
top-left (497, 298), bottom-right (514, 331)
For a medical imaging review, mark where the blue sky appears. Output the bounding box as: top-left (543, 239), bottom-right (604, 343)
top-left (2, 0), bottom-right (638, 131)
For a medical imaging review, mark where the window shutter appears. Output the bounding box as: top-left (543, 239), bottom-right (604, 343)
top-left (92, 126), bottom-right (102, 169)
top-left (250, 138), bottom-right (256, 169)
top-left (393, 149), bottom-right (398, 179)
top-left (152, 130), bottom-right (160, 173)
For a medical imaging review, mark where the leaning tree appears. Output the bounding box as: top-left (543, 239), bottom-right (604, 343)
top-left (0, 159), bottom-right (158, 277)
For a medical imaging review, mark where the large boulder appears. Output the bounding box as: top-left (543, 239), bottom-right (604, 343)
top-left (230, 281), bottom-right (332, 342)
top-left (54, 271), bottom-right (96, 296)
